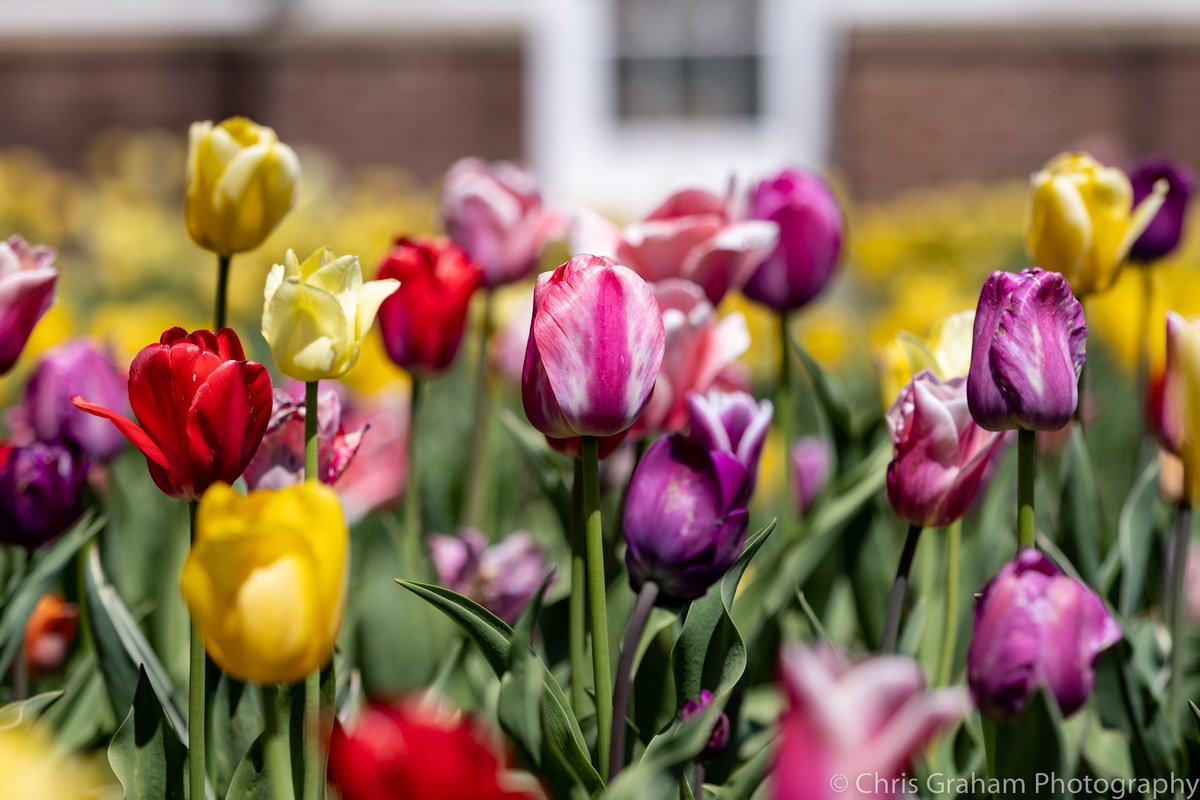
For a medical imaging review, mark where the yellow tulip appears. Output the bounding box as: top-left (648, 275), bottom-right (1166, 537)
top-left (261, 247), bottom-right (399, 381)
top-left (877, 309), bottom-right (975, 408)
top-left (1025, 151), bottom-right (1165, 296)
top-left (1167, 313), bottom-right (1200, 501)
top-left (186, 117), bottom-right (300, 255)
top-left (0, 724), bottom-right (102, 800)
top-left (181, 481), bottom-right (348, 684)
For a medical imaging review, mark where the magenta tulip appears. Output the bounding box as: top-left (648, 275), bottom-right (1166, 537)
top-left (0, 236), bottom-right (57, 375)
top-left (522, 255), bottom-right (665, 441)
top-left (967, 269), bottom-right (1087, 432)
top-left (967, 549), bottom-right (1121, 720)
top-left (886, 371), bottom-right (1007, 527)
top-left (771, 646), bottom-right (969, 800)
top-left (429, 529), bottom-right (550, 625)
top-left (742, 168), bottom-right (844, 312)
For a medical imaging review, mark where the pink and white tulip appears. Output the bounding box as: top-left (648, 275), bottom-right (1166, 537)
top-left (336, 393), bottom-right (409, 525)
top-left (0, 236), bottom-right (58, 375)
top-left (243, 387), bottom-right (367, 491)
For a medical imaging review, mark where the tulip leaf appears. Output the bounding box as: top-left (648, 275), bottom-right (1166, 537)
top-left (787, 336), bottom-right (854, 439)
top-left (1057, 426), bottom-right (1104, 585)
top-left (83, 543), bottom-right (189, 746)
top-left (0, 511), bottom-right (102, 677)
top-left (499, 572), bottom-right (555, 767)
top-left (41, 649), bottom-right (115, 751)
top-left (989, 689), bottom-right (1068, 799)
top-left (397, 579), bottom-right (605, 797)
top-left (602, 761), bottom-right (676, 800)
top-left (1117, 458), bottom-right (1162, 617)
top-left (714, 737), bottom-right (776, 800)
top-left (0, 690), bottom-right (65, 731)
top-left (109, 666), bottom-right (189, 800)
top-left (1190, 701), bottom-right (1200, 739)
top-left (208, 674), bottom-right (265, 800)
top-left (499, 410), bottom-right (573, 536)
top-left (1093, 636), bottom-right (1183, 777)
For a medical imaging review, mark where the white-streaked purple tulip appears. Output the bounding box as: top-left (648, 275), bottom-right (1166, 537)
top-left (792, 436), bottom-right (833, 513)
top-left (966, 269), bottom-right (1087, 432)
top-left (623, 434), bottom-right (750, 605)
top-left (0, 236), bottom-right (57, 375)
top-left (743, 168), bottom-right (844, 312)
top-left (441, 157), bottom-right (563, 287)
top-left (522, 255), bottom-right (665, 441)
top-left (771, 646), bottom-right (969, 800)
top-left (685, 389), bottom-right (773, 489)
top-left (429, 529), bottom-right (550, 625)
top-left (887, 371), bottom-right (1007, 527)
top-left (243, 387), bottom-right (367, 491)
top-left (15, 340), bottom-right (127, 462)
top-left (967, 548), bottom-right (1121, 721)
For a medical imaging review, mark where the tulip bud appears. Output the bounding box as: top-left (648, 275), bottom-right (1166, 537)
top-left (19, 340), bottom-right (127, 462)
top-left (185, 117), bottom-right (300, 256)
top-left (329, 700), bottom-right (536, 800)
top-left (1163, 311), bottom-right (1200, 499)
top-left (262, 247), bottom-right (400, 382)
top-left (967, 549), bottom-right (1121, 720)
top-left (376, 238), bottom-right (483, 375)
top-left (1128, 156), bottom-right (1195, 263)
top-left (679, 691), bottom-right (730, 762)
top-left (0, 442), bottom-right (87, 551)
top-left (522, 255), bottom-right (665, 440)
top-left (429, 529), bottom-right (551, 625)
top-left (23, 594), bottom-right (78, 675)
top-left (0, 236), bottom-right (57, 376)
top-left (0, 722), bottom-right (101, 800)
top-left (791, 436), bottom-right (832, 513)
top-left (1025, 151), bottom-right (1165, 296)
top-left (181, 481), bottom-right (348, 684)
top-left (1154, 313), bottom-right (1188, 457)
top-left (243, 387), bottom-right (367, 491)
top-left (623, 434), bottom-right (750, 605)
top-left (685, 389), bottom-right (773, 489)
top-left (771, 646), bottom-right (969, 800)
top-left (441, 157), bottom-right (561, 288)
top-left (966, 269), bottom-right (1087, 432)
top-left (743, 168), bottom-right (844, 312)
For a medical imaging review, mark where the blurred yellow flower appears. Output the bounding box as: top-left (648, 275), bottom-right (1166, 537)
top-left (0, 724), bottom-right (102, 800)
top-left (876, 309), bottom-right (975, 408)
top-left (182, 481), bottom-right (348, 684)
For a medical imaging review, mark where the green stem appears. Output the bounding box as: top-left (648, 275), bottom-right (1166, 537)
top-left (881, 523), bottom-right (923, 653)
top-left (936, 520), bottom-right (962, 686)
top-left (305, 382), bottom-right (319, 482)
top-left (1017, 429), bottom-right (1036, 551)
top-left (260, 685), bottom-right (295, 800)
top-left (609, 580), bottom-right (658, 781)
top-left (461, 290), bottom-right (494, 527)
top-left (1169, 490), bottom-right (1191, 733)
top-left (406, 378), bottom-right (423, 546)
top-left (582, 437), bottom-right (613, 777)
top-left (778, 313), bottom-right (796, 538)
top-left (302, 381), bottom-right (323, 800)
top-left (188, 501), bottom-right (207, 800)
top-left (569, 458), bottom-right (588, 715)
top-left (214, 254), bottom-right (232, 331)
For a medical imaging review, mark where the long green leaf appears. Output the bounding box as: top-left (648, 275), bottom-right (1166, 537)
top-left (498, 573), bottom-right (555, 766)
top-left (109, 666), bottom-right (188, 800)
top-left (990, 690), bottom-right (1067, 799)
top-left (499, 411), bottom-right (573, 536)
top-left (0, 690), bottom-right (65, 730)
top-left (715, 739), bottom-right (776, 800)
top-left (1116, 459), bottom-right (1161, 615)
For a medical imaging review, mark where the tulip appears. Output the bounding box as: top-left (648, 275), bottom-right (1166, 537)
top-left (1154, 313), bottom-right (1189, 458)
top-left (743, 168), bottom-right (844, 312)
top-left (181, 481), bottom-right (348, 684)
top-left (685, 389), bottom-right (773, 488)
top-left (679, 690), bottom-right (730, 762)
top-left (0, 442), bottom-right (87, 550)
top-left (771, 646), bottom-right (969, 800)
top-left (73, 327), bottom-right (272, 500)
top-left (1184, 539), bottom-right (1200, 625)
top-left (623, 433), bottom-right (750, 605)
top-left (522, 255), bottom-right (665, 440)
top-left (877, 309), bottom-right (975, 408)
top-left (243, 387), bottom-right (367, 491)
top-left (23, 594), bottom-right (78, 675)
top-left (1025, 151), bottom-right (1165, 295)
top-left (328, 700), bottom-right (536, 800)
top-left (967, 269), bottom-right (1087, 432)
top-left (792, 436), bottom-right (833, 513)
top-left (1128, 156), bottom-right (1195, 263)
top-left (376, 237), bottom-right (483, 375)
top-left (887, 371), bottom-right (1007, 528)
top-left (967, 548), bottom-right (1121, 720)
top-left (185, 117), bottom-right (300, 256)
top-left (429, 529), bottom-right (551, 625)
top-left (17, 340), bottom-right (127, 462)
top-left (633, 280), bottom-right (750, 435)
top-left (441, 157), bottom-right (561, 287)
top-left (615, 185), bottom-right (779, 305)
top-left (262, 247), bottom-right (399, 382)
top-left (0, 723), bottom-right (101, 800)
top-left (0, 236), bottom-right (57, 376)
top-left (335, 394), bottom-right (409, 525)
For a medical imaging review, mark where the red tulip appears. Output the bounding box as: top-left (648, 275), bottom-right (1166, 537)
top-left (376, 237), bottom-right (483, 375)
top-left (72, 327), bottom-right (272, 500)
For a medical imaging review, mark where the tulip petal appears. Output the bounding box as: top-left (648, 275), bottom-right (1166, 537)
top-left (187, 360), bottom-right (273, 491)
top-left (1115, 176), bottom-right (1169, 265)
top-left (1027, 174), bottom-right (1091, 282)
top-left (71, 396), bottom-right (170, 471)
top-left (685, 219), bottom-right (779, 305)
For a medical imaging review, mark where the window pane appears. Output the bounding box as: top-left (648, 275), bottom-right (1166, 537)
top-left (686, 56), bottom-right (759, 119)
top-left (616, 56), bottom-right (687, 119)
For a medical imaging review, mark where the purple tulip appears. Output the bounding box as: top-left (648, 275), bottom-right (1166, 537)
top-left (685, 389), bottom-right (773, 489)
top-left (967, 548), bottom-right (1121, 720)
top-left (0, 442), bottom-right (88, 550)
top-left (679, 690), bottom-right (730, 762)
top-left (16, 340), bottom-right (127, 462)
top-left (771, 646), bottom-right (969, 800)
top-left (441, 157), bottom-right (563, 287)
top-left (243, 387), bottom-right (367, 490)
top-left (966, 269), bottom-right (1087, 432)
top-left (1129, 156), bottom-right (1195, 263)
top-left (887, 371), bottom-right (1007, 527)
top-left (429, 529), bottom-right (550, 625)
top-left (623, 434), bottom-right (750, 605)
top-left (522, 255), bottom-right (665, 441)
top-left (792, 436), bottom-right (833, 513)
top-left (742, 168), bottom-right (844, 312)
top-left (0, 236), bottom-right (58, 375)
